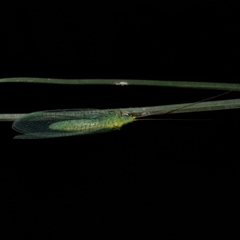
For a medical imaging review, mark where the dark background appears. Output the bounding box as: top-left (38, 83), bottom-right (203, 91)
top-left (1, 1), bottom-right (240, 238)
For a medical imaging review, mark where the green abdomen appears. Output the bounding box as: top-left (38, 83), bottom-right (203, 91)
top-left (49, 115), bottom-right (135, 132)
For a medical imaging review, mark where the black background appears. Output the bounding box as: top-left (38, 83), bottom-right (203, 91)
top-left (1, 1), bottom-right (240, 238)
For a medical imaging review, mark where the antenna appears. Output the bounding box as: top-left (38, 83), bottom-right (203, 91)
top-left (134, 90), bottom-right (233, 120)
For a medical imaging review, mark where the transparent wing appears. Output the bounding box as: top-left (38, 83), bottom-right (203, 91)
top-left (12, 109), bottom-right (118, 139)
top-left (30, 108), bottom-right (110, 120)
top-left (13, 128), bottom-right (114, 139)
